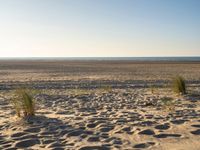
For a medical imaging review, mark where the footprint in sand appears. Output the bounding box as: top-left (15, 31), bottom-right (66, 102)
top-left (190, 129), bottom-right (200, 135)
top-left (138, 129), bottom-right (155, 135)
top-left (14, 134), bottom-right (38, 141)
top-left (170, 119), bottom-right (188, 125)
top-left (86, 123), bottom-right (98, 128)
top-left (87, 136), bottom-right (101, 142)
top-left (154, 133), bottom-right (182, 138)
top-left (0, 140), bottom-right (14, 149)
top-left (24, 127), bottom-right (41, 133)
top-left (11, 132), bottom-right (28, 138)
top-left (155, 123), bottom-right (170, 130)
top-left (133, 142), bottom-right (156, 149)
top-left (14, 139), bottom-right (40, 148)
top-left (46, 141), bottom-right (65, 149)
top-left (99, 133), bottom-right (109, 139)
top-left (79, 146), bottom-right (110, 150)
top-left (140, 121), bottom-right (157, 126)
top-left (66, 130), bottom-right (85, 137)
top-left (191, 124), bottom-right (200, 128)
top-left (99, 126), bottom-right (114, 132)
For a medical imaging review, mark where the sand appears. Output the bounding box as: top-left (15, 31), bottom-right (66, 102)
top-left (0, 60), bottom-right (200, 150)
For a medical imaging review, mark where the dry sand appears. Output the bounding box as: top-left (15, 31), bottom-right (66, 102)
top-left (0, 60), bottom-right (200, 150)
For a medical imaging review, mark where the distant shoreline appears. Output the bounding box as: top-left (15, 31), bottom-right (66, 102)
top-left (0, 57), bottom-right (200, 62)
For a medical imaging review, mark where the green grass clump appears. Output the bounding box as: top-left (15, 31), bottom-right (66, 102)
top-left (172, 76), bottom-right (186, 95)
top-left (11, 88), bottom-right (36, 118)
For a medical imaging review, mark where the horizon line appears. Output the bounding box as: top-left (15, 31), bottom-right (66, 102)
top-left (0, 56), bottom-right (200, 58)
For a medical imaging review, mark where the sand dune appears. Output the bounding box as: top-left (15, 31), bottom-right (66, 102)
top-left (0, 60), bottom-right (200, 150)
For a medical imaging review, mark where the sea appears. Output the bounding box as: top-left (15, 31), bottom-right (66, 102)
top-left (1, 57), bottom-right (200, 62)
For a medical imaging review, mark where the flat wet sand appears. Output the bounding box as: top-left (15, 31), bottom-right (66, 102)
top-left (0, 60), bottom-right (200, 150)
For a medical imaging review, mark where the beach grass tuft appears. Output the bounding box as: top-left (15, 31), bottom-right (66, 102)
top-left (172, 76), bottom-right (186, 95)
top-left (11, 88), bottom-right (37, 118)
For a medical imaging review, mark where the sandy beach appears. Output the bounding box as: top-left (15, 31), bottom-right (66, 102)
top-left (0, 60), bottom-right (200, 150)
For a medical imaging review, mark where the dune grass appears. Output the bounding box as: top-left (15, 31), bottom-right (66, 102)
top-left (172, 76), bottom-right (186, 95)
top-left (11, 88), bottom-right (37, 118)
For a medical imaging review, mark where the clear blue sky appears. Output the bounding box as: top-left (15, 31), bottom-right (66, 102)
top-left (0, 0), bottom-right (199, 57)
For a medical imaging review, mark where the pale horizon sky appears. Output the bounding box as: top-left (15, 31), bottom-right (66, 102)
top-left (0, 0), bottom-right (200, 57)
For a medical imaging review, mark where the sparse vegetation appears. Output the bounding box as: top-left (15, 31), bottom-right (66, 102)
top-left (11, 88), bottom-right (37, 118)
top-left (172, 76), bottom-right (186, 95)
top-left (100, 85), bottom-right (112, 93)
top-left (70, 88), bottom-right (91, 95)
top-left (149, 85), bottom-right (156, 94)
top-left (65, 85), bottom-right (113, 96)
top-left (160, 97), bottom-right (175, 111)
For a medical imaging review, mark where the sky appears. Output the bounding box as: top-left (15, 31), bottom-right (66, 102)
top-left (0, 0), bottom-right (199, 57)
